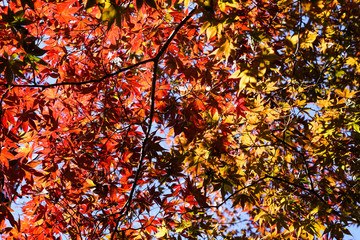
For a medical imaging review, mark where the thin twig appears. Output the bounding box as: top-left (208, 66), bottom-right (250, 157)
top-left (185, 174), bottom-right (341, 218)
top-left (271, 131), bottom-right (315, 191)
top-left (0, 58), bottom-right (154, 88)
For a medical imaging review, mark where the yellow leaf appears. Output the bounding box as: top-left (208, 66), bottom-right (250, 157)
top-left (335, 88), bottom-right (358, 98)
top-left (254, 211), bottom-right (267, 222)
top-left (17, 143), bottom-right (32, 156)
top-left (206, 26), bottom-right (217, 41)
top-left (316, 99), bottom-right (331, 108)
top-left (239, 70), bottom-right (256, 90)
top-left (217, 23), bottom-right (223, 39)
top-left (314, 222), bottom-right (326, 237)
top-left (346, 57), bottom-right (358, 66)
top-left (35, 219), bottom-right (44, 226)
top-left (218, 0), bottom-right (225, 11)
top-left (223, 39), bottom-right (232, 61)
top-left (264, 81), bottom-right (278, 92)
top-left (247, 113), bottom-right (259, 125)
top-left (200, 22), bottom-right (211, 35)
top-left (319, 38), bottom-right (329, 53)
top-left (213, 39), bottom-right (233, 63)
top-left (301, 31), bottom-right (318, 49)
top-left (212, 110), bottom-right (220, 122)
top-left (241, 134), bottom-right (256, 146)
top-left (309, 206), bottom-right (319, 215)
top-left (286, 35), bottom-right (299, 48)
top-left (297, 227), bottom-right (303, 238)
top-left (229, 70), bottom-right (241, 79)
top-left (184, 0), bottom-right (191, 10)
top-left (155, 227), bottom-right (168, 238)
top-left (224, 115), bottom-right (235, 124)
top-left (83, 179), bottom-right (96, 189)
top-left (306, 31), bottom-right (318, 43)
top-left (258, 67), bottom-right (266, 77)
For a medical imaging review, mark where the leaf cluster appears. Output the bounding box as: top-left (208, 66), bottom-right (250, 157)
top-left (1, 0), bottom-right (360, 239)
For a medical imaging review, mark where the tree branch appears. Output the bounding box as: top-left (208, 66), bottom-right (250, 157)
top-left (271, 131), bottom-right (315, 191)
top-left (186, 174), bottom-right (341, 219)
top-left (0, 58), bottom-right (154, 88)
top-left (110, 8), bottom-right (197, 239)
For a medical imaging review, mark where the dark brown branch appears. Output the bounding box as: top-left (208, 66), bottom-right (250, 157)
top-left (110, 8), bottom-right (197, 239)
top-left (186, 174), bottom-right (341, 219)
top-left (0, 8), bottom-right (197, 89)
top-left (0, 88), bottom-right (10, 121)
top-left (155, 8), bottom-right (197, 60)
top-left (0, 88), bottom-right (11, 156)
top-left (0, 58), bottom-right (154, 88)
top-left (264, 174), bottom-right (341, 217)
top-left (264, 174), bottom-right (313, 194)
top-left (185, 177), bottom-right (268, 213)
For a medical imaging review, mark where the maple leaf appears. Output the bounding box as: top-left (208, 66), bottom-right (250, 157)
top-left (0, 0), bottom-right (359, 239)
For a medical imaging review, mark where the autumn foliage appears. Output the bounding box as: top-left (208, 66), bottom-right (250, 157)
top-left (1, 0), bottom-right (360, 239)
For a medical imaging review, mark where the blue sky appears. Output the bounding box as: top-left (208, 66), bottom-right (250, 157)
top-left (347, 226), bottom-right (360, 240)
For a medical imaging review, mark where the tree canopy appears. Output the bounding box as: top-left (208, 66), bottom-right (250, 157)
top-left (1, 0), bottom-right (360, 239)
